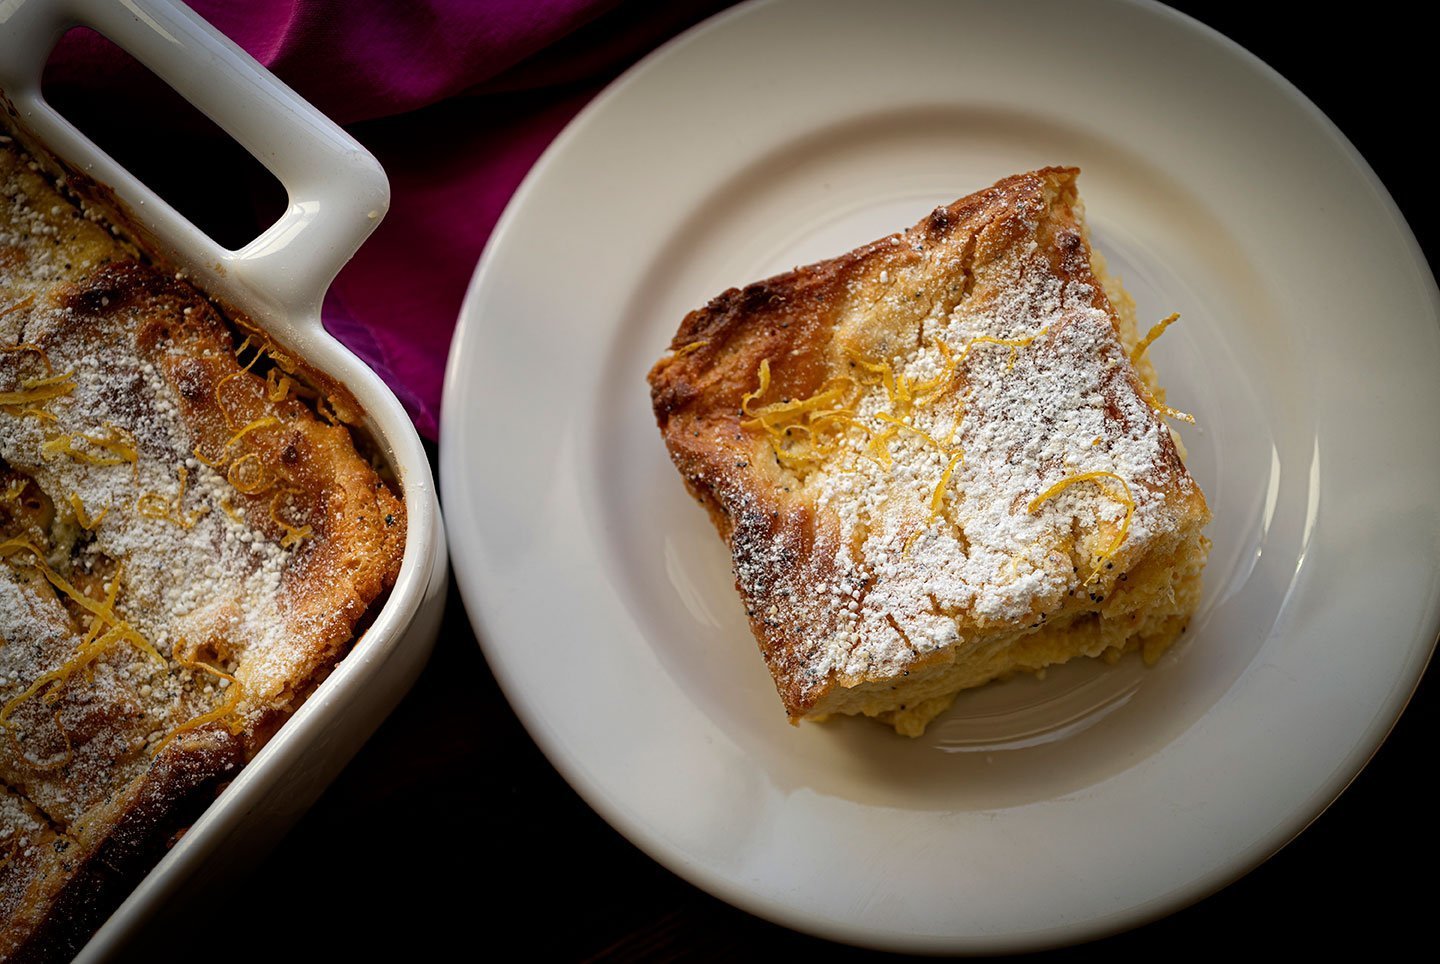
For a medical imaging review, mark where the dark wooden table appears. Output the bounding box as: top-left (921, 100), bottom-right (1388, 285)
top-left (141, 3), bottom-right (1437, 959)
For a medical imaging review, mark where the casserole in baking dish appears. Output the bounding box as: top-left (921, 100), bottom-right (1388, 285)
top-left (0, 0), bottom-right (446, 957)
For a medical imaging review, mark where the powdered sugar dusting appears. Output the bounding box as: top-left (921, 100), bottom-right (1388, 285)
top-left (0, 139), bottom-right (304, 819)
top-left (0, 133), bottom-right (406, 954)
top-left (789, 227), bottom-right (1189, 684)
top-left (0, 136), bottom-right (329, 829)
top-left (0, 316), bottom-right (291, 675)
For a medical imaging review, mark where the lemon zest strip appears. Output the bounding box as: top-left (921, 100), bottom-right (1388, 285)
top-left (67, 493), bottom-right (108, 530)
top-left (0, 372), bottom-right (75, 407)
top-left (224, 416), bottom-right (280, 450)
top-left (0, 295), bottom-right (36, 318)
top-left (151, 657), bottom-right (245, 756)
top-left (1130, 313), bottom-right (1180, 365)
top-left (268, 489), bottom-right (313, 548)
top-left (1026, 471), bottom-right (1135, 583)
top-left (929, 451), bottom-right (966, 521)
top-left (0, 342), bottom-right (53, 373)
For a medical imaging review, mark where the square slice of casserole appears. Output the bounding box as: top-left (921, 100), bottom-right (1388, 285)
top-left (648, 168), bottom-right (1210, 736)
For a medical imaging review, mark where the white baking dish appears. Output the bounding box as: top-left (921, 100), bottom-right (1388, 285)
top-left (0, 0), bottom-right (447, 956)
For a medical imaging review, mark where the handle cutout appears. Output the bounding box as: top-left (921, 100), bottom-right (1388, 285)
top-left (42, 26), bottom-right (287, 251)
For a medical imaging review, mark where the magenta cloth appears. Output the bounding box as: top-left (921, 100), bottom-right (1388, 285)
top-left (44, 1), bottom-right (731, 439)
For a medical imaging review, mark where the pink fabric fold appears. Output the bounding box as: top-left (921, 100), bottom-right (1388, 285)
top-left (44, 0), bottom-right (731, 438)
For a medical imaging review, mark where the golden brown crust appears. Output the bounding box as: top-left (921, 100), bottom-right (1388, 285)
top-left (0, 132), bottom-right (403, 955)
top-left (650, 168), bottom-right (1209, 726)
top-left (77, 261), bottom-right (407, 720)
top-left (0, 731), bottom-right (243, 963)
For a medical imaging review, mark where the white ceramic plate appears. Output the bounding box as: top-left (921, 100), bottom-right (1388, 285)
top-left (442, 0), bottom-right (1440, 952)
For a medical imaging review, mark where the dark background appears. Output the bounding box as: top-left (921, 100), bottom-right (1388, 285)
top-left (99, 2), bottom-right (1436, 959)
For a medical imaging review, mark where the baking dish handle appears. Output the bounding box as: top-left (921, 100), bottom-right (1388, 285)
top-left (0, 0), bottom-right (388, 325)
